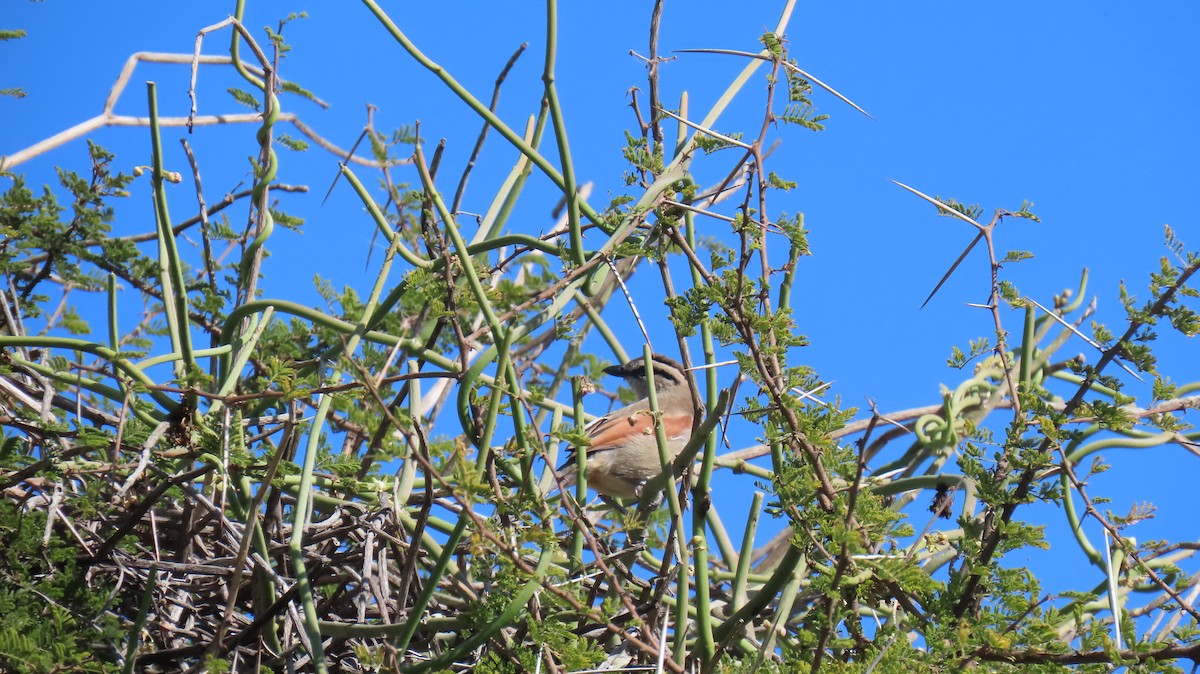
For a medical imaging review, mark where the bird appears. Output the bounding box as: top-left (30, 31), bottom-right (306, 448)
top-left (558, 354), bottom-right (697, 499)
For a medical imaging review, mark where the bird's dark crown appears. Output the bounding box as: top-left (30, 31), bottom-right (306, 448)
top-left (603, 354), bottom-right (687, 390)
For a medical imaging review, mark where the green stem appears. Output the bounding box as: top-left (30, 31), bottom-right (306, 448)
top-left (340, 164), bottom-right (433, 269)
top-left (413, 143), bottom-right (506, 343)
top-left (405, 546), bottom-right (556, 674)
top-left (287, 391), bottom-right (331, 674)
top-left (543, 0), bottom-right (584, 266)
top-left (712, 544), bottom-right (803, 647)
top-left (473, 113), bottom-right (548, 244)
top-left (360, 0), bottom-right (604, 228)
top-left (0, 336), bottom-right (176, 412)
top-left (121, 566), bottom-right (157, 674)
top-left (731, 492), bottom-right (765, 612)
top-left (146, 82), bottom-right (195, 387)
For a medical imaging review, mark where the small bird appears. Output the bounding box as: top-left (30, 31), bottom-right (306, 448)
top-left (559, 354), bottom-right (697, 499)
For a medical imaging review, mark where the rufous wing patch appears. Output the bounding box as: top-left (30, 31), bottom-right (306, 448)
top-left (585, 411), bottom-right (693, 454)
top-left (660, 413), bottom-right (694, 441)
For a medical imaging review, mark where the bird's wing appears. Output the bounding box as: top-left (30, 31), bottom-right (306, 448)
top-left (583, 411), bottom-right (646, 453)
top-left (584, 409), bottom-right (693, 452)
top-left (556, 409), bottom-right (692, 470)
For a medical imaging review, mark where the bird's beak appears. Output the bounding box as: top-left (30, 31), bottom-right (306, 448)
top-left (602, 363), bottom-right (625, 378)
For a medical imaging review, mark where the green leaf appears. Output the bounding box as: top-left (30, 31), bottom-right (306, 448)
top-left (1002, 250), bottom-right (1033, 263)
top-left (226, 87), bottom-right (261, 111)
top-left (275, 133), bottom-right (309, 152)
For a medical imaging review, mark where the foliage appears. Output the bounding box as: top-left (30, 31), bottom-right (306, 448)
top-left (0, 502), bottom-right (122, 673)
top-left (1, 1), bottom-right (1199, 673)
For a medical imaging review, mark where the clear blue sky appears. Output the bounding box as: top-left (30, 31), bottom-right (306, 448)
top-left (4, 1), bottom-right (1199, 604)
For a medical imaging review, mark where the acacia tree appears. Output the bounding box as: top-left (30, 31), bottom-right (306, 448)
top-left (2, 2), bottom-right (1198, 673)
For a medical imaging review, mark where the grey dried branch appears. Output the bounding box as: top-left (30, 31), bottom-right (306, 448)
top-left (2, 52), bottom-right (399, 171)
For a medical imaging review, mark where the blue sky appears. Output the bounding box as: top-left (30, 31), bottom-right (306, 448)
top-left (4, 1), bottom-right (1199, 614)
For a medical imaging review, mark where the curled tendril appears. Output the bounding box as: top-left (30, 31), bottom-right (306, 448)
top-left (237, 79), bottom-right (281, 287)
top-left (915, 359), bottom-right (1007, 451)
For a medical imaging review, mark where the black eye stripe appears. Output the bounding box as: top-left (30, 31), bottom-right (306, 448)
top-left (623, 356), bottom-right (684, 381)
top-left (649, 364), bottom-right (682, 384)
top-left (610, 354), bottom-right (686, 385)
top-left (650, 355), bottom-right (685, 376)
